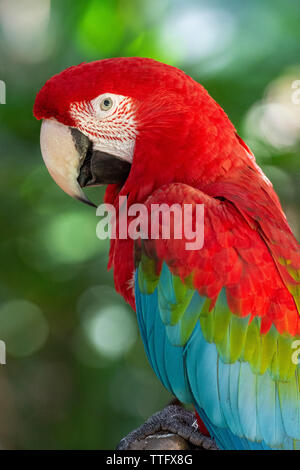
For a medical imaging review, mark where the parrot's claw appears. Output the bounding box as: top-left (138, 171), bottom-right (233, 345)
top-left (116, 403), bottom-right (218, 450)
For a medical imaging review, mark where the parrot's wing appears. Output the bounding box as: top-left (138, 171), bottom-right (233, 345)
top-left (134, 182), bottom-right (300, 450)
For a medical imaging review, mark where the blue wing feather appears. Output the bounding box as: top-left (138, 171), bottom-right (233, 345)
top-left (135, 266), bottom-right (300, 450)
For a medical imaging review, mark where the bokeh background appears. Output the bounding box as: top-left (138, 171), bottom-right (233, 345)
top-left (0, 0), bottom-right (300, 450)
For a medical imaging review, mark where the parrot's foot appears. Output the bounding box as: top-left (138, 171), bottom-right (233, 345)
top-left (116, 402), bottom-right (218, 450)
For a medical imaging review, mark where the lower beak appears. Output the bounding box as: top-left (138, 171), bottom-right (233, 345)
top-left (40, 119), bottom-right (131, 207)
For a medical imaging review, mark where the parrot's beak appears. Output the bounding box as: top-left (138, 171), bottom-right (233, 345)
top-left (40, 119), bottom-right (131, 207)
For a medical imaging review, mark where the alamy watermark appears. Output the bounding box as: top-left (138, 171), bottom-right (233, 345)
top-left (95, 196), bottom-right (205, 250)
top-left (0, 81), bottom-right (6, 361)
top-left (0, 80), bottom-right (6, 104)
top-left (0, 340), bottom-right (6, 365)
top-left (291, 80), bottom-right (300, 105)
top-left (291, 340), bottom-right (300, 365)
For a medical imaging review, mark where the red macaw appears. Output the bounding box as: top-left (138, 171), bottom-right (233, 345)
top-left (34, 58), bottom-right (300, 450)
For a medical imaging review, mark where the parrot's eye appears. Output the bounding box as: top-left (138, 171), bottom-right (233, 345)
top-left (90, 92), bottom-right (130, 121)
top-left (100, 96), bottom-right (113, 111)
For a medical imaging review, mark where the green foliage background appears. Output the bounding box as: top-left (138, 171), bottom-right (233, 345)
top-left (0, 0), bottom-right (299, 449)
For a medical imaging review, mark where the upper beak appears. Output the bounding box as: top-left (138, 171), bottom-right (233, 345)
top-left (40, 119), bottom-right (131, 207)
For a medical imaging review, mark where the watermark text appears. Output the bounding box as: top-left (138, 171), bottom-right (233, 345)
top-left (0, 340), bottom-right (6, 365)
top-left (292, 340), bottom-right (300, 365)
top-left (96, 196), bottom-right (205, 250)
top-left (291, 80), bottom-right (300, 105)
top-left (0, 80), bottom-right (6, 104)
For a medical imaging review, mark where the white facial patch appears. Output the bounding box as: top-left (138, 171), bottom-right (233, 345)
top-left (69, 93), bottom-right (138, 163)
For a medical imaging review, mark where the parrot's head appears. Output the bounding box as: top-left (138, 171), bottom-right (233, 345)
top-left (34, 57), bottom-right (236, 206)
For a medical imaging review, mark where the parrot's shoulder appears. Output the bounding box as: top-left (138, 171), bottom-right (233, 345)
top-left (135, 181), bottom-right (300, 337)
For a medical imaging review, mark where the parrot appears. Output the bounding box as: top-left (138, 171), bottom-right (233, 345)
top-left (33, 57), bottom-right (300, 450)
